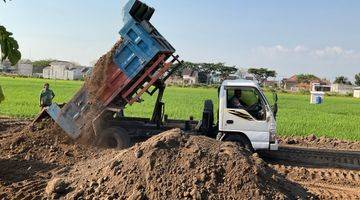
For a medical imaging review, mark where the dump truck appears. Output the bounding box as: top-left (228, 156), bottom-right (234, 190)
top-left (42, 0), bottom-right (279, 151)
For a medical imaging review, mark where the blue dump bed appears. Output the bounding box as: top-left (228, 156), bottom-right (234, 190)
top-left (44, 0), bottom-right (182, 139)
top-left (115, 18), bottom-right (175, 79)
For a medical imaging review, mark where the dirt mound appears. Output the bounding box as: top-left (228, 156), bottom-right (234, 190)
top-left (0, 117), bottom-right (29, 134)
top-left (271, 164), bottom-right (360, 199)
top-left (0, 119), bottom-right (99, 166)
top-left (0, 119), bottom-right (101, 199)
top-left (63, 129), bottom-right (312, 199)
top-left (279, 134), bottom-right (360, 151)
top-left (3, 119), bottom-right (359, 199)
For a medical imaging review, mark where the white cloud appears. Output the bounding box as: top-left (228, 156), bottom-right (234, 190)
top-left (313, 46), bottom-right (360, 60)
top-left (247, 45), bottom-right (360, 80)
top-left (254, 45), bottom-right (360, 60)
top-left (254, 45), bottom-right (309, 55)
top-left (314, 46), bottom-right (344, 57)
top-left (294, 45), bottom-right (308, 53)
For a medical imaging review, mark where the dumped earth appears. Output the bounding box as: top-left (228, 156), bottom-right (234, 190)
top-left (0, 38), bottom-right (359, 200)
top-left (63, 129), bottom-right (311, 199)
top-left (0, 118), bottom-right (360, 199)
top-left (279, 135), bottom-right (360, 151)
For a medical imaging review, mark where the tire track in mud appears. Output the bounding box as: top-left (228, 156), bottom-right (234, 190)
top-left (261, 146), bottom-right (360, 170)
top-left (270, 163), bottom-right (360, 199)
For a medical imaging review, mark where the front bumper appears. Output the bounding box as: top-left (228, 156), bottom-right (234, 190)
top-left (270, 140), bottom-right (279, 151)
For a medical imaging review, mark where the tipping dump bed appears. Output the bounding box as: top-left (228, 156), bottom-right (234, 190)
top-left (46, 0), bottom-right (181, 139)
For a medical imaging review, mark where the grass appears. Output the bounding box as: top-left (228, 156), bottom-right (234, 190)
top-left (0, 76), bottom-right (82, 117)
top-left (1, 76), bottom-right (359, 141)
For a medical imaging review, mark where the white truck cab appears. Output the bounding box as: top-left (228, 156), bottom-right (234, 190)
top-left (216, 79), bottom-right (278, 151)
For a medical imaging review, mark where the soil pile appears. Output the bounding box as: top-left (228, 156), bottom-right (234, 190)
top-left (0, 119), bottom-right (99, 166)
top-left (0, 119), bottom-right (101, 199)
top-left (2, 119), bottom-right (359, 199)
top-left (63, 129), bottom-right (313, 200)
top-left (271, 164), bottom-right (360, 199)
top-left (0, 117), bottom-right (29, 134)
top-left (280, 134), bottom-right (360, 151)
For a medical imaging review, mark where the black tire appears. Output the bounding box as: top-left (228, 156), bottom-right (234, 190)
top-left (134, 4), bottom-right (148, 21)
top-left (142, 7), bottom-right (154, 21)
top-left (97, 127), bottom-right (131, 149)
top-left (204, 99), bottom-right (214, 112)
top-left (201, 100), bottom-right (214, 137)
top-left (224, 134), bottom-right (254, 152)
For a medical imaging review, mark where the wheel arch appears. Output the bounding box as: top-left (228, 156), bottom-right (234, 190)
top-left (219, 131), bottom-right (254, 151)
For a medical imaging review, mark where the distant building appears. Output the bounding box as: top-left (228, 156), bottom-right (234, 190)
top-left (43, 61), bottom-right (85, 80)
top-left (236, 68), bottom-right (254, 80)
top-left (281, 75), bottom-right (330, 91)
top-left (209, 72), bottom-right (221, 84)
top-left (182, 68), bottom-right (198, 85)
top-left (311, 82), bottom-right (331, 92)
top-left (331, 84), bottom-right (355, 95)
top-left (281, 75), bottom-right (298, 91)
top-left (354, 87), bottom-right (360, 98)
top-left (81, 67), bottom-right (93, 78)
top-left (0, 60), bottom-right (15, 73)
top-left (165, 75), bottom-right (183, 85)
top-left (17, 59), bottom-right (33, 76)
top-left (227, 74), bottom-right (240, 80)
top-left (263, 80), bottom-right (279, 88)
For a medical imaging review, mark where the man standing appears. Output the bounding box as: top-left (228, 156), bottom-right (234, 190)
top-left (0, 85), bottom-right (4, 104)
top-left (39, 83), bottom-right (55, 109)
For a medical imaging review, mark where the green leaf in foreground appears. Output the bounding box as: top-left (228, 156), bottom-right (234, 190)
top-left (0, 25), bottom-right (21, 65)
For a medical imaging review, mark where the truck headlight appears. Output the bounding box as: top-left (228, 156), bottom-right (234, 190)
top-left (269, 122), bottom-right (277, 143)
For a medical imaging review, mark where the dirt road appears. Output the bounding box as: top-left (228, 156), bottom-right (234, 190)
top-left (0, 118), bottom-right (359, 199)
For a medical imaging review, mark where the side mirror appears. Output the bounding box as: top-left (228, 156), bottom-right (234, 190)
top-left (273, 102), bottom-right (278, 119)
top-left (272, 91), bottom-right (278, 119)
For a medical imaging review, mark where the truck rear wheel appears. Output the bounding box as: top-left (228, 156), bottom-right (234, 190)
top-left (97, 127), bottom-right (131, 149)
top-left (224, 134), bottom-right (254, 152)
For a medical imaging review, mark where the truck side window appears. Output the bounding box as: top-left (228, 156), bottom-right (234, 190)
top-left (227, 88), bottom-right (257, 109)
top-left (226, 87), bottom-right (266, 121)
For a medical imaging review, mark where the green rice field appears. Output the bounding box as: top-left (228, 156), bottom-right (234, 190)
top-left (1, 76), bottom-right (359, 140)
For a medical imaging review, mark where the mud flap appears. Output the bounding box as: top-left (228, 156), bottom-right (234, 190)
top-left (45, 103), bottom-right (80, 139)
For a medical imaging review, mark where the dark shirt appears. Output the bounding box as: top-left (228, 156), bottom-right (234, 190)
top-left (229, 96), bottom-right (246, 109)
top-left (0, 85), bottom-right (4, 103)
top-left (40, 89), bottom-right (55, 106)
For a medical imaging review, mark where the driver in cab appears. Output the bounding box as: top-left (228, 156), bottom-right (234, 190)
top-left (230, 90), bottom-right (246, 109)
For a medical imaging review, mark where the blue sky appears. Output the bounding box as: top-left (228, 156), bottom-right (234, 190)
top-left (1, 0), bottom-right (359, 80)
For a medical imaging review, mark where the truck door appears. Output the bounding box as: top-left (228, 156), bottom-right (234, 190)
top-left (220, 87), bottom-right (271, 149)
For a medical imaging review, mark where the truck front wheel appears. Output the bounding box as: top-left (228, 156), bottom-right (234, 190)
top-left (223, 134), bottom-right (254, 152)
top-left (97, 127), bottom-right (131, 149)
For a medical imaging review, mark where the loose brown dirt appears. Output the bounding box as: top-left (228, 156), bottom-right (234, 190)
top-left (85, 39), bottom-right (122, 103)
top-left (279, 134), bottom-right (360, 151)
top-left (269, 163), bottom-right (360, 199)
top-left (63, 129), bottom-right (313, 199)
top-left (61, 40), bottom-right (123, 146)
top-left (0, 119), bottom-right (359, 199)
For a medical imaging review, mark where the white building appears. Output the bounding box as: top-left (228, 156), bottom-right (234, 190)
top-left (354, 87), bottom-right (360, 98)
top-left (17, 59), bottom-right (33, 76)
top-left (182, 68), bottom-right (198, 85)
top-left (43, 61), bottom-right (84, 80)
top-left (331, 84), bottom-right (355, 95)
